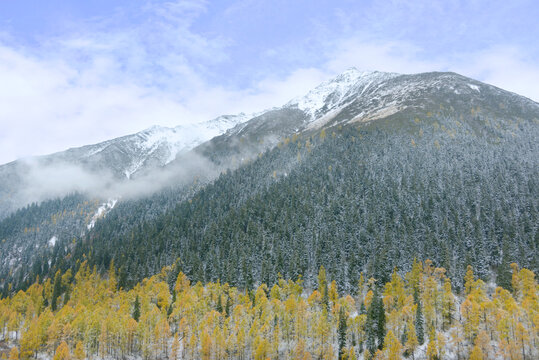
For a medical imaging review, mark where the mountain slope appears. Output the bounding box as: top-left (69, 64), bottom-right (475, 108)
top-left (0, 113), bottom-right (251, 219)
top-left (1, 69), bottom-right (537, 295)
top-left (2, 68), bottom-right (537, 220)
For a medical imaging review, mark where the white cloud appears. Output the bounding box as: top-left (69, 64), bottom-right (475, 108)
top-left (320, 36), bottom-right (539, 103)
top-left (452, 46), bottom-right (539, 102)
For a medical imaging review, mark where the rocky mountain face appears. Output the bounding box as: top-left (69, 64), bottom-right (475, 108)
top-left (0, 68), bottom-right (538, 293)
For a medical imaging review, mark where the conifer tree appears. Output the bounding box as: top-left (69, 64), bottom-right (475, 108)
top-left (338, 306), bottom-right (348, 359)
top-left (375, 289), bottom-right (386, 350)
top-left (496, 238), bottom-right (513, 291)
top-left (414, 289), bottom-right (425, 345)
top-left (132, 295), bottom-right (140, 322)
top-left (51, 272), bottom-right (62, 312)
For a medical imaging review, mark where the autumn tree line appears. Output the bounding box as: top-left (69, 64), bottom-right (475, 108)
top-left (0, 258), bottom-right (537, 360)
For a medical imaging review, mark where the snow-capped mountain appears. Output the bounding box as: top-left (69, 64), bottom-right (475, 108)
top-left (0, 113), bottom-right (252, 218)
top-left (85, 113), bottom-right (253, 180)
top-left (1, 68), bottom-right (538, 219)
top-left (204, 68), bottom-right (538, 162)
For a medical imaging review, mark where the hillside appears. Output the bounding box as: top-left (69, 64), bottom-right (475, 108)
top-left (0, 70), bottom-right (537, 295)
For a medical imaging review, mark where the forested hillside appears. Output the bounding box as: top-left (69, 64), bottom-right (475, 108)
top-left (106, 115), bottom-right (538, 291)
top-left (2, 104), bottom-right (536, 295)
top-left (1, 260), bottom-right (537, 360)
top-left (0, 71), bottom-right (537, 310)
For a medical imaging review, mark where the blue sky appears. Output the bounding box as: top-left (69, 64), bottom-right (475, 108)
top-left (1, 0), bottom-right (538, 163)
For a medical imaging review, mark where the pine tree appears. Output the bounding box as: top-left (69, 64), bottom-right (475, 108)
top-left (51, 271), bottom-right (62, 312)
top-left (365, 297), bottom-right (377, 355)
top-left (132, 295), bottom-right (140, 322)
top-left (365, 286), bottom-right (386, 354)
top-left (496, 238), bottom-right (513, 291)
top-left (338, 306), bottom-right (348, 359)
top-left (375, 289), bottom-right (386, 350)
top-left (225, 295), bottom-right (231, 317)
top-left (216, 294), bottom-right (223, 313)
top-left (414, 289), bottom-right (425, 345)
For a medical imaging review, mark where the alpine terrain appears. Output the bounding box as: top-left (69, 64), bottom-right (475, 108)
top-left (0, 68), bottom-right (537, 360)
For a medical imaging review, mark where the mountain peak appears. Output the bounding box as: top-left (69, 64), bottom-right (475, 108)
top-left (286, 68), bottom-right (400, 120)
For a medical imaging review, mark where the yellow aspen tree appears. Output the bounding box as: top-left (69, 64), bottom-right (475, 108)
top-left (329, 281), bottom-right (339, 305)
top-left (435, 331), bottom-right (446, 360)
top-left (474, 331), bottom-right (491, 359)
top-left (405, 321), bottom-right (419, 360)
top-left (426, 339), bottom-right (437, 360)
top-left (383, 330), bottom-right (402, 360)
top-left (253, 336), bottom-right (269, 360)
top-left (464, 265), bottom-right (475, 296)
top-left (19, 319), bottom-right (39, 359)
top-left (8, 347), bottom-right (19, 360)
top-left (174, 272), bottom-right (190, 294)
top-left (358, 273), bottom-right (366, 302)
top-left (292, 339), bottom-right (311, 360)
top-left (406, 259), bottom-right (423, 294)
top-left (422, 275), bottom-right (437, 332)
top-left (74, 341), bottom-right (85, 360)
top-left (441, 278), bottom-right (454, 330)
top-left (468, 343), bottom-right (483, 360)
top-left (510, 263), bottom-right (521, 299)
top-left (53, 342), bottom-right (70, 360)
top-left (450, 324), bottom-right (465, 360)
top-left (153, 317), bottom-right (170, 357)
top-left (364, 290), bottom-right (374, 310)
top-left (170, 333), bottom-right (179, 360)
top-left (515, 322), bottom-right (530, 360)
top-left (200, 330), bottom-right (212, 360)
top-left (461, 297), bottom-right (480, 341)
top-left (372, 349), bottom-right (384, 360)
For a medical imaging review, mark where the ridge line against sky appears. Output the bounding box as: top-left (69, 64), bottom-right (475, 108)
top-left (0, 0), bottom-right (538, 164)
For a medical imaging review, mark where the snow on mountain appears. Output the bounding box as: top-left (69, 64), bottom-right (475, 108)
top-left (87, 199), bottom-right (118, 230)
top-left (286, 68), bottom-right (399, 120)
top-left (80, 112), bottom-right (253, 179)
top-left (3, 68), bottom-right (537, 220)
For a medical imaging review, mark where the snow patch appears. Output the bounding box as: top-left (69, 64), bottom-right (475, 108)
top-left (468, 84), bottom-right (480, 92)
top-left (48, 236), bottom-right (57, 247)
top-left (87, 199), bottom-right (118, 230)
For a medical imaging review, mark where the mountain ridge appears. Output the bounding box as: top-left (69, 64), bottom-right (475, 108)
top-left (1, 69), bottom-right (538, 220)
